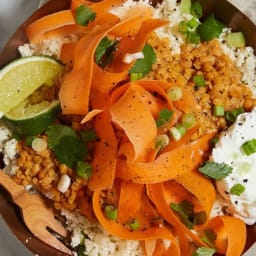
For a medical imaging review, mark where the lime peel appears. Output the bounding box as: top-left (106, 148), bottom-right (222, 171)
top-left (0, 56), bottom-right (63, 114)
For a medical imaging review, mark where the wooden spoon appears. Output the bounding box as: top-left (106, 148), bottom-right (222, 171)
top-left (0, 170), bottom-right (72, 255)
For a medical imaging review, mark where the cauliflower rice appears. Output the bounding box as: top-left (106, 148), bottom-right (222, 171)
top-left (1, 0), bottom-right (256, 255)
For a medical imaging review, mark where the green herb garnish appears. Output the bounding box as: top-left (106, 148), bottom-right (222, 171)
top-left (198, 14), bottom-right (225, 42)
top-left (192, 247), bottom-right (216, 256)
top-left (201, 229), bottom-right (217, 248)
top-left (95, 36), bottom-right (118, 68)
top-left (76, 161), bottom-right (93, 180)
top-left (75, 5), bottom-right (96, 26)
top-left (155, 108), bottom-right (174, 128)
top-left (80, 129), bottom-right (97, 142)
top-left (199, 161), bottom-right (233, 180)
top-left (46, 125), bottom-right (88, 168)
top-left (170, 200), bottom-right (206, 229)
top-left (225, 107), bottom-right (244, 124)
top-left (241, 138), bottom-right (256, 156)
top-left (129, 219), bottom-right (140, 230)
top-left (104, 205), bottom-right (118, 221)
top-left (230, 183), bottom-right (245, 196)
top-left (191, 1), bottom-right (203, 19)
top-left (129, 44), bottom-right (156, 76)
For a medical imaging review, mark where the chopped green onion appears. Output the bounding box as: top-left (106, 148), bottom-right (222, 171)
top-left (180, 0), bottom-right (191, 14)
top-left (129, 219), bottom-right (140, 230)
top-left (104, 205), bottom-right (118, 221)
top-left (213, 105), bottom-right (225, 116)
top-left (193, 74), bottom-right (205, 87)
top-left (230, 183), bottom-right (245, 196)
top-left (187, 18), bottom-right (200, 30)
top-left (179, 21), bottom-right (189, 34)
top-left (31, 138), bottom-right (47, 153)
top-left (130, 72), bottom-right (144, 81)
top-left (198, 14), bottom-right (225, 42)
top-left (167, 86), bottom-right (183, 101)
top-left (186, 31), bottom-right (200, 44)
top-left (227, 32), bottom-right (245, 48)
top-left (170, 127), bottom-right (182, 141)
top-left (191, 1), bottom-right (203, 19)
top-left (181, 113), bottom-right (196, 129)
top-left (225, 107), bottom-right (244, 124)
top-left (155, 134), bottom-right (170, 150)
top-left (176, 124), bottom-right (187, 137)
top-left (76, 161), bottom-right (93, 180)
top-left (241, 138), bottom-right (256, 156)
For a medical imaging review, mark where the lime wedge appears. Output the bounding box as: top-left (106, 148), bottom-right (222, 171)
top-left (0, 56), bottom-right (63, 114)
top-left (4, 100), bottom-right (60, 136)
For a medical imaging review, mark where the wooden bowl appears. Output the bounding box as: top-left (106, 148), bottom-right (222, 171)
top-left (0, 0), bottom-right (256, 255)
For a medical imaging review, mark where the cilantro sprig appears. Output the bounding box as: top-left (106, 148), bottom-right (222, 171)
top-left (199, 161), bottom-right (233, 180)
top-left (95, 36), bottom-right (118, 68)
top-left (129, 44), bottom-right (156, 78)
top-left (155, 108), bottom-right (173, 128)
top-left (170, 200), bottom-right (207, 229)
top-left (46, 125), bottom-right (88, 169)
top-left (75, 5), bottom-right (96, 26)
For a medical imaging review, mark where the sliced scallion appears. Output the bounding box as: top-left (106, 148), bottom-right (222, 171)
top-left (179, 21), bottom-right (189, 34)
top-left (181, 113), bottom-right (196, 129)
top-left (191, 1), bottom-right (203, 19)
top-left (104, 205), bottom-right (118, 221)
top-left (180, 0), bottom-right (191, 14)
top-left (227, 32), bottom-right (245, 48)
top-left (167, 86), bottom-right (183, 101)
top-left (155, 134), bottom-right (170, 150)
top-left (241, 138), bottom-right (256, 156)
top-left (225, 107), bottom-right (244, 124)
top-left (230, 183), bottom-right (245, 196)
top-left (186, 31), bottom-right (200, 44)
top-left (129, 219), bottom-right (140, 230)
top-left (170, 127), bottom-right (182, 141)
top-left (193, 74), bottom-right (205, 87)
top-left (213, 105), bottom-right (225, 116)
top-left (176, 124), bottom-right (186, 137)
top-left (187, 18), bottom-right (200, 30)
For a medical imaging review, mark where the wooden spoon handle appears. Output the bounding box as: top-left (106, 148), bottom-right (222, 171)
top-left (0, 171), bottom-right (25, 201)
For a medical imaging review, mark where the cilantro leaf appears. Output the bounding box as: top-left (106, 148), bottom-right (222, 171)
top-left (198, 14), bottom-right (225, 42)
top-left (201, 229), bottom-right (217, 248)
top-left (230, 183), bottom-right (245, 196)
top-left (170, 200), bottom-right (194, 229)
top-left (170, 200), bottom-right (207, 229)
top-left (75, 5), bottom-right (96, 26)
top-left (129, 44), bottom-right (156, 75)
top-left (46, 125), bottom-right (77, 149)
top-left (156, 108), bottom-right (173, 128)
top-left (53, 136), bottom-right (88, 168)
top-left (46, 125), bottom-right (88, 168)
top-left (199, 161), bottom-right (233, 180)
top-left (95, 36), bottom-right (118, 68)
top-left (193, 211), bottom-right (207, 225)
top-left (80, 129), bottom-right (97, 142)
top-left (192, 247), bottom-right (215, 256)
